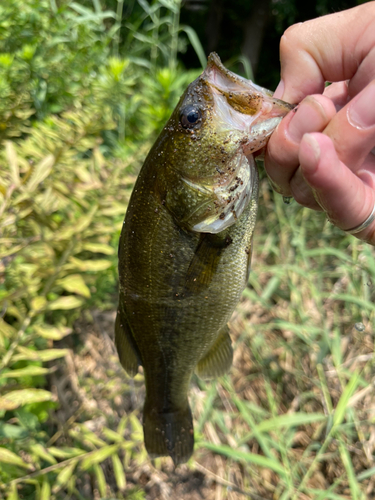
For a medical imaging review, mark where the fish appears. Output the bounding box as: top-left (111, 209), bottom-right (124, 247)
top-left (115, 52), bottom-right (292, 465)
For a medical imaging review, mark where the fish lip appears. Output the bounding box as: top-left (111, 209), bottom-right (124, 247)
top-left (203, 52), bottom-right (275, 98)
top-left (202, 52), bottom-right (294, 154)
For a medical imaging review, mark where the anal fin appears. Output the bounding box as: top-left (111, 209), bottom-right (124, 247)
top-left (195, 325), bottom-right (233, 379)
top-left (115, 308), bottom-right (140, 377)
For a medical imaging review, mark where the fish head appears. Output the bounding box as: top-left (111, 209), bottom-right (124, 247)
top-left (157, 52), bottom-right (293, 233)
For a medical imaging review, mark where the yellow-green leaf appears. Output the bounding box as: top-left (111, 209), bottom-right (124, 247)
top-left (48, 296), bottom-right (84, 310)
top-left (5, 141), bottom-right (20, 187)
top-left (102, 427), bottom-right (124, 443)
top-left (93, 463), bottom-right (107, 498)
top-left (12, 347), bottom-right (69, 362)
top-left (82, 243), bottom-right (115, 255)
top-left (6, 482), bottom-right (19, 500)
top-left (57, 208), bottom-right (97, 240)
top-left (333, 371), bottom-right (361, 428)
top-left (256, 413), bottom-right (327, 433)
top-left (52, 460), bottom-right (78, 494)
top-left (0, 389), bottom-right (54, 411)
top-left (34, 325), bottom-right (72, 340)
top-left (30, 444), bottom-right (57, 465)
top-left (48, 447), bottom-right (85, 459)
top-left (26, 154), bottom-right (54, 192)
top-left (56, 274), bottom-right (91, 298)
top-left (112, 454), bottom-right (126, 490)
top-left (0, 366), bottom-right (49, 379)
top-left (40, 479), bottom-right (51, 500)
top-left (0, 447), bottom-right (33, 469)
top-left (0, 318), bottom-right (17, 338)
top-left (31, 296), bottom-right (47, 312)
top-left (80, 445), bottom-right (118, 471)
top-left (67, 257), bottom-right (112, 272)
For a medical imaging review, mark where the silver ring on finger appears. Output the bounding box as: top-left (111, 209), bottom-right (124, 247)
top-left (344, 203), bottom-right (375, 234)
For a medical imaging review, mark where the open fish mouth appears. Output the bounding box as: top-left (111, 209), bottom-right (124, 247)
top-left (203, 52), bottom-right (294, 155)
top-left (187, 53), bottom-right (293, 234)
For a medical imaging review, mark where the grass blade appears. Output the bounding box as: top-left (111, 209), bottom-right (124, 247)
top-left (200, 441), bottom-right (285, 476)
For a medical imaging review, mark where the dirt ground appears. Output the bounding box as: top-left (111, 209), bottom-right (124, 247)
top-left (50, 301), bottom-right (375, 500)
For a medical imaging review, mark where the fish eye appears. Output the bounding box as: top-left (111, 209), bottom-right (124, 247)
top-left (180, 105), bottom-right (201, 128)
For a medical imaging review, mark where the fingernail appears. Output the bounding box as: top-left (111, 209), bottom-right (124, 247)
top-left (300, 134), bottom-right (320, 174)
top-left (348, 82), bottom-right (375, 129)
top-left (274, 80), bottom-right (284, 99)
top-left (288, 97), bottom-right (325, 143)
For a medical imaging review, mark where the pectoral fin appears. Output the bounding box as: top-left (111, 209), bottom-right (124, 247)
top-left (115, 307), bottom-right (140, 377)
top-left (185, 233), bottom-right (232, 293)
top-left (196, 325), bottom-right (233, 379)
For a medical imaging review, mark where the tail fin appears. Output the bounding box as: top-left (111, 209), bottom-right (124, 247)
top-left (143, 403), bottom-right (194, 465)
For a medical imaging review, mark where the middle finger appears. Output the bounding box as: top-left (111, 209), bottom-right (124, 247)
top-left (265, 94), bottom-right (336, 198)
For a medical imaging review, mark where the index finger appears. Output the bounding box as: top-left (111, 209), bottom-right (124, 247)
top-left (276, 3), bottom-right (375, 103)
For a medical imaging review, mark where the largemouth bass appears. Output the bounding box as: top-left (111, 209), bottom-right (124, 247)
top-left (116, 53), bottom-right (292, 464)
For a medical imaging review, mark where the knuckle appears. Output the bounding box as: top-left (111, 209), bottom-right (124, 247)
top-left (280, 23), bottom-right (304, 54)
top-left (292, 188), bottom-right (309, 206)
top-left (290, 179), bottom-right (316, 208)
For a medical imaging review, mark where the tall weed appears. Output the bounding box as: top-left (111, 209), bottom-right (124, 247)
top-left (0, 0), bottom-right (200, 496)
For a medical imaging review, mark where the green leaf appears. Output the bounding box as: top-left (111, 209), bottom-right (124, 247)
top-left (25, 155), bottom-right (55, 192)
top-left (256, 413), bottom-right (327, 433)
top-left (30, 444), bottom-right (57, 465)
top-left (67, 257), bottom-right (112, 272)
top-left (333, 371), bottom-right (361, 428)
top-left (48, 447), bottom-right (86, 459)
top-left (325, 293), bottom-right (375, 312)
top-left (30, 296), bottom-right (47, 312)
top-left (0, 447), bottom-right (33, 469)
top-left (0, 318), bottom-right (17, 338)
top-left (80, 445), bottom-right (119, 470)
top-left (0, 423), bottom-right (27, 439)
top-left (112, 454), bottom-right (126, 490)
top-left (0, 366), bottom-right (49, 379)
top-left (52, 460), bottom-right (78, 494)
top-left (338, 439), bottom-right (361, 500)
top-left (56, 274), bottom-right (91, 298)
top-left (179, 25), bottom-right (206, 69)
top-left (237, 55), bottom-right (254, 80)
top-left (82, 243), bottom-right (115, 255)
top-left (40, 479), bottom-right (51, 500)
top-left (48, 296), bottom-right (85, 310)
top-left (0, 389), bottom-right (54, 411)
top-left (93, 463), bottom-right (107, 497)
top-left (357, 466), bottom-right (375, 482)
top-left (6, 483), bottom-right (19, 500)
top-left (5, 141), bottom-right (20, 187)
top-left (102, 427), bottom-right (124, 443)
top-left (200, 442), bottom-right (285, 475)
top-left (12, 347), bottom-right (69, 362)
top-left (33, 325), bottom-right (72, 341)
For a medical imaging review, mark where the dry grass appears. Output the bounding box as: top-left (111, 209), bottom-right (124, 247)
top-left (46, 180), bottom-right (375, 499)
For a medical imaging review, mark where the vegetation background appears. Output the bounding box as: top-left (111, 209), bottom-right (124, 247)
top-left (1, 0), bottom-right (374, 499)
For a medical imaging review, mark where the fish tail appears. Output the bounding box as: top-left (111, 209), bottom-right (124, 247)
top-left (143, 402), bottom-right (194, 465)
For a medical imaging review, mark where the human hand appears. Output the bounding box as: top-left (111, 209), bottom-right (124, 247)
top-left (265, 2), bottom-right (375, 243)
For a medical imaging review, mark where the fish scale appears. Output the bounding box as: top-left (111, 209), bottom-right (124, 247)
top-left (116, 53), bottom-right (292, 464)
